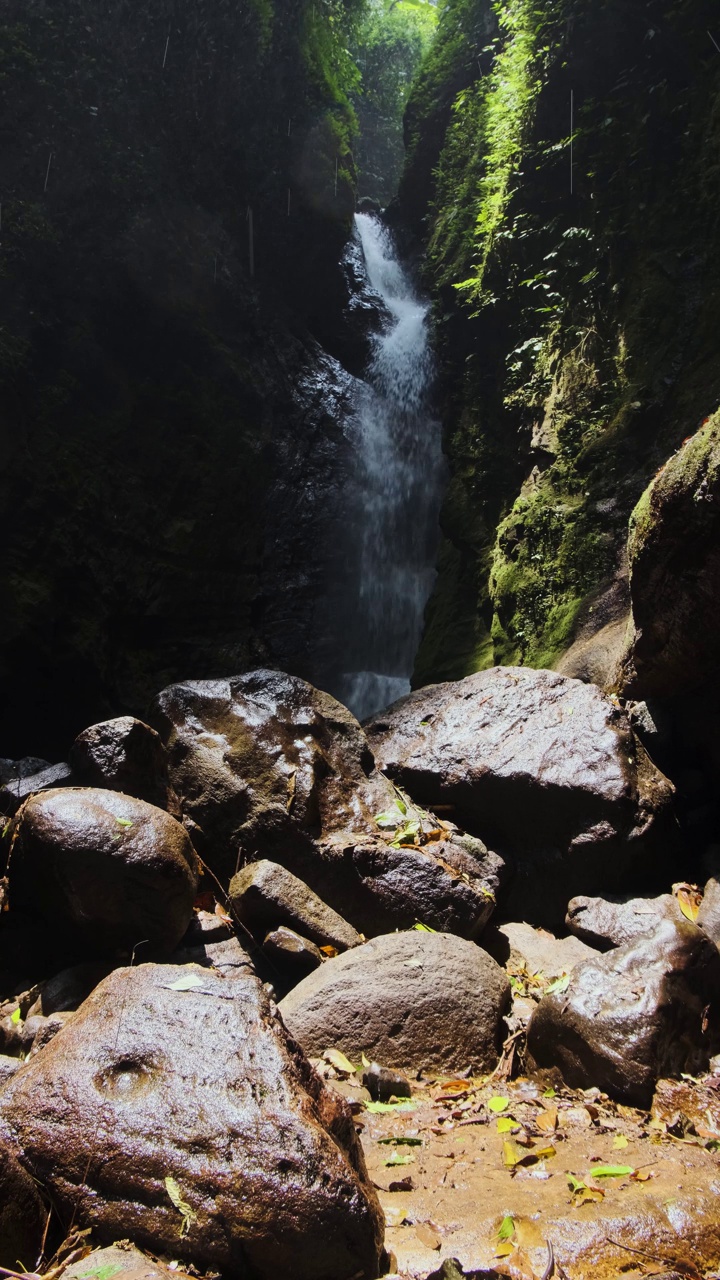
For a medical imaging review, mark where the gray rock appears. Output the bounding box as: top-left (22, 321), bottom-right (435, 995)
top-left (526, 919), bottom-right (720, 1106)
top-left (484, 921), bottom-right (597, 974)
top-left (0, 963), bottom-right (384, 1280)
top-left (153, 669), bottom-right (505, 938)
top-left (698, 878), bottom-right (720, 944)
top-left (365, 666), bottom-right (676, 927)
top-left (279, 931), bottom-right (510, 1073)
top-left (566, 893), bottom-right (684, 950)
top-left (8, 788), bottom-right (199, 958)
top-left (0, 1138), bottom-right (46, 1269)
top-left (230, 859), bottom-right (361, 951)
top-left (0, 761), bottom-right (74, 815)
top-left (70, 716), bottom-right (175, 811)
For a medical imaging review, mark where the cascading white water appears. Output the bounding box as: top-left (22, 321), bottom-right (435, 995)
top-left (335, 213), bottom-right (445, 721)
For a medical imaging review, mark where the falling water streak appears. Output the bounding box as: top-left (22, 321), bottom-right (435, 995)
top-left (337, 213), bottom-right (445, 721)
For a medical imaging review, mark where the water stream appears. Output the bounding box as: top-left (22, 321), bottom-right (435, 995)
top-left (334, 213), bottom-right (445, 721)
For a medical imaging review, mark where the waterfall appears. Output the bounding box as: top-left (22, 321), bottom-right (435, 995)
top-left (333, 213), bottom-right (445, 722)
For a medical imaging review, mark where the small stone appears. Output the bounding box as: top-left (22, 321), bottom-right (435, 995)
top-left (362, 1061), bottom-right (411, 1102)
top-left (229, 859), bottom-right (361, 951)
top-left (262, 926), bottom-right (324, 979)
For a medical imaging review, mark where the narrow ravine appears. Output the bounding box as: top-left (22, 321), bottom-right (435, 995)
top-left (332, 213), bottom-right (445, 721)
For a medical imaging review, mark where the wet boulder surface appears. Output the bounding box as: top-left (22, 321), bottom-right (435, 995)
top-left (69, 717), bottom-right (176, 811)
top-left (0, 962), bottom-right (385, 1280)
top-left (365, 666), bottom-right (676, 926)
top-left (7, 789), bottom-right (199, 959)
top-left (566, 891), bottom-right (685, 950)
top-left (279, 931), bottom-right (510, 1074)
top-left (153, 669), bottom-right (505, 938)
top-left (526, 919), bottom-right (720, 1106)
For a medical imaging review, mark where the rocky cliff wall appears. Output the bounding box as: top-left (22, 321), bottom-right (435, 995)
top-left (402, 0), bottom-right (720, 692)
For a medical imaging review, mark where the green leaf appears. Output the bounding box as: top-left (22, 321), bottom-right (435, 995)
top-left (377, 1136), bottom-right (422, 1145)
top-left (115, 817), bottom-right (133, 828)
top-left (375, 810), bottom-right (401, 829)
top-left (412, 921), bottom-right (436, 932)
top-left (165, 973), bottom-right (203, 992)
top-left (10, 1008), bottom-right (21, 1025)
top-left (496, 1116), bottom-right (516, 1133)
top-left (384, 1151), bottom-right (414, 1166)
top-left (77, 1266), bottom-right (124, 1280)
top-left (542, 1087), bottom-right (556, 1098)
top-left (544, 974), bottom-right (570, 995)
top-left (567, 1174), bottom-right (585, 1193)
top-left (497, 1215), bottom-right (515, 1240)
top-left (488, 1096), bottom-right (510, 1113)
top-left (590, 1164), bottom-right (634, 1178)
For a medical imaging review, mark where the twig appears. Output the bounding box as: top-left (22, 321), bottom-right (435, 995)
top-left (541, 1240), bottom-right (554, 1280)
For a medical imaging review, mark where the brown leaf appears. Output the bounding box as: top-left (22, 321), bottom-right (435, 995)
top-left (536, 1106), bottom-right (558, 1133)
top-left (415, 1223), bottom-right (442, 1250)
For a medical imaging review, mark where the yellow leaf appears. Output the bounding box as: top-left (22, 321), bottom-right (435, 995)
top-left (502, 1140), bottom-right (521, 1168)
top-left (612, 1134), bottom-right (629, 1149)
top-left (497, 1116), bottom-right (516, 1133)
top-left (323, 1048), bottom-right (356, 1075)
top-left (164, 1177), bottom-right (197, 1237)
top-left (488, 1096), bottom-right (510, 1113)
top-left (494, 1240), bottom-right (515, 1258)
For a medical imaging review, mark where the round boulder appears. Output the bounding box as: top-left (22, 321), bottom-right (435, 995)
top-left (279, 931), bottom-right (510, 1073)
top-left (8, 789), bottom-right (199, 957)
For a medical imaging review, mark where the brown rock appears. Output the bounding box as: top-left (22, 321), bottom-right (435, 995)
top-left (566, 892), bottom-right (684, 950)
top-left (230, 859), bottom-right (361, 950)
top-left (262, 926), bottom-right (325, 980)
top-left (8, 789), bottom-right (199, 958)
top-left (279, 931), bottom-right (510, 1073)
top-left (70, 716), bottom-right (175, 811)
top-left (698, 877), bottom-right (720, 944)
top-left (0, 963), bottom-right (384, 1279)
top-left (526, 919), bottom-right (720, 1106)
top-left (484, 921), bottom-right (597, 974)
top-left (365, 666), bottom-right (676, 926)
top-left (153, 670), bottom-right (505, 937)
top-left (64, 1245), bottom-right (193, 1280)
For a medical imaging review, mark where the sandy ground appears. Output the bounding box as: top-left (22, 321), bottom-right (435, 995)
top-left (322, 1067), bottom-right (720, 1280)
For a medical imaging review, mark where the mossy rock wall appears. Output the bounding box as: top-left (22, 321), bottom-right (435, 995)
top-left (403, 0), bottom-right (720, 688)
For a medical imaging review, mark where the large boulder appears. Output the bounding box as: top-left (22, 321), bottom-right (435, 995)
top-left (8, 789), bottom-right (199, 958)
top-left (526, 919), bottom-right (720, 1106)
top-left (0, 962), bottom-right (385, 1280)
top-left (566, 892), bottom-right (684, 950)
top-left (365, 666), bottom-right (676, 926)
top-left (279, 931), bottom-right (510, 1073)
top-left (620, 411), bottom-right (720, 700)
top-left (152, 670), bottom-right (505, 938)
top-left (70, 717), bottom-right (175, 811)
top-left (0, 1139), bottom-right (46, 1269)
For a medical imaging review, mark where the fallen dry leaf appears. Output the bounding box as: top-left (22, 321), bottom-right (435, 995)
top-left (415, 1222), bottom-right (442, 1250)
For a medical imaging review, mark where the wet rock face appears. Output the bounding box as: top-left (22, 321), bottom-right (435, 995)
top-left (153, 670), bottom-right (505, 938)
top-left (366, 666), bottom-right (676, 926)
top-left (0, 963), bottom-right (385, 1280)
top-left (698, 878), bottom-right (720, 944)
top-left (484, 921), bottom-right (597, 974)
top-left (0, 761), bottom-right (75, 816)
top-left (8, 789), bottom-right (199, 958)
top-left (0, 1139), bottom-right (46, 1269)
top-left (70, 717), bottom-right (174, 811)
top-left (279, 931), bottom-right (510, 1073)
top-left (566, 893), bottom-right (684, 951)
top-left (526, 919), bottom-right (720, 1106)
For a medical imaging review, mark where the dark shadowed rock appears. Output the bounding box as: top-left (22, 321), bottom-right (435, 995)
top-left (0, 761), bottom-right (75, 815)
top-left (620, 412), bottom-right (720, 700)
top-left (152, 670), bottom-right (505, 938)
top-left (0, 963), bottom-right (384, 1280)
top-left (279, 931), bottom-right (510, 1073)
top-left (70, 717), bottom-right (175, 811)
top-left (698, 878), bottom-right (720, 944)
top-left (230, 859), bottom-right (362, 950)
top-left (526, 919), bottom-right (720, 1105)
top-left (27, 961), bottom-right (111, 1017)
top-left (483, 921), bottom-right (597, 974)
top-left (28, 1011), bottom-right (74, 1056)
top-left (566, 893), bottom-right (684, 951)
top-left (8, 789), bottom-right (199, 958)
top-left (263, 927), bottom-right (325, 979)
top-left (0, 1138), bottom-right (46, 1268)
top-left (365, 666), bottom-right (676, 926)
